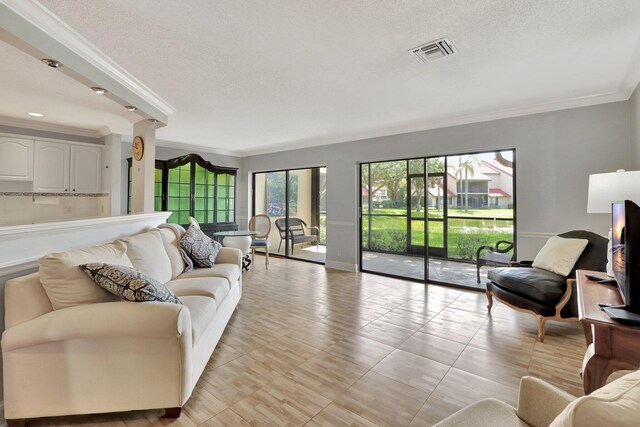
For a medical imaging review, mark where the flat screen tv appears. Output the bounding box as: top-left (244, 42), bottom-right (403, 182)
top-left (603, 200), bottom-right (640, 324)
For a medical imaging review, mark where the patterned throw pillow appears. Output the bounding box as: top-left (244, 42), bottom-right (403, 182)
top-left (179, 224), bottom-right (222, 268)
top-left (179, 248), bottom-right (194, 273)
top-left (79, 263), bottom-right (182, 304)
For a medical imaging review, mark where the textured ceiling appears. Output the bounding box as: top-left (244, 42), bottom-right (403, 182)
top-left (16, 1), bottom-right (640, 153)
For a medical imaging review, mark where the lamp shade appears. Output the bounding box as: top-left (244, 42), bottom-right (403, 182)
top-left (587, 170), bottom-right (640, 213)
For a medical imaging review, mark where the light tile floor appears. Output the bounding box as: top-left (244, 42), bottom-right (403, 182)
top-left (363, 252), bottom-right (486, 289)
top-left (32, 257), bottom-right (590, 427)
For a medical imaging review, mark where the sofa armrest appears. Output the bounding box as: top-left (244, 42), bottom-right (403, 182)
top-left (2, 301), bottom-right (190, 352)
top-left (516, 376), bottom-right (574, 427)
top-left (215, 247), bottom-right (243, 269)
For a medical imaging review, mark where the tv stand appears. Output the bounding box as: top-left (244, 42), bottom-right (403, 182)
top-left (602, 305), bottom-right (640, 326)
top-left (576, 270), bottom-right (640, 394)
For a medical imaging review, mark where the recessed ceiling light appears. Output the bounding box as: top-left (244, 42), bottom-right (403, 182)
top-left (28, 112), bottom-right (44, 117)
top-left (125, 106), bottom-right (137, 112)
top-left (148, 118), bottom-right (159, 123)
top-left (91, 87), bottom-right (107, 94)
top-left (41, 59), bottom-right (62, 68)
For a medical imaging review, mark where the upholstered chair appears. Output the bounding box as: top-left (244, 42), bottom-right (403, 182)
top-left (249, 214), bottom-right (271, 268)
top-left (485, 230), bottom-right (607, 342)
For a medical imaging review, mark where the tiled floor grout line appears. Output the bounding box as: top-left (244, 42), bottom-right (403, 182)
top-left (404, 291), bottom-right (489, 427)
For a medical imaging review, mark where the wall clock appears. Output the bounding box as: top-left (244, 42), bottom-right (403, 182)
top-left (133, 136), bottom-right (144, 161)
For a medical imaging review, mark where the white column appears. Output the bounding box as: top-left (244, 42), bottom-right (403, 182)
top-left (131, 120), bottom-right (156, 213)
top-left (103, 133), bottom-right (122, 216)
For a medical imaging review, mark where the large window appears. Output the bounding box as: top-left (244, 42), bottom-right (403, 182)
top-left (128, 154), bottom-right (236, 228)
top-left (253, 167), bottom-right (327, 264)
top-left (360, 149), bottom-right (515, 289)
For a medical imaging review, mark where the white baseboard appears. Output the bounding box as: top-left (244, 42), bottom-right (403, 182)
top-left (325, 260), bottom-right (358, 272)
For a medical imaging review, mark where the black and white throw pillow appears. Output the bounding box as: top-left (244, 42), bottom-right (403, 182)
top-left (179, 248), bottom-right (195, 273)
top-left (179, 224), bottom-right (222, 268)
top-left (79, 263), bottom-right (182, 304)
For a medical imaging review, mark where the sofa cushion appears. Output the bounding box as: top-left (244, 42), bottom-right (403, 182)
top-left (180, 296), bottom-right (217, 345)
top-left (488, 267), bottom-right (567, 305)
top-left (166, 277), bottom-right (230, 303)
top-left (178, 264), bottom-right (240, 286)
top-left (119, 229), bottom-right (173, 283)
top-left (532, 236), bottom-right (588, 277)
top-left (179, 225), bottom-right (222, 268)
top-left (158, 228), bottom-right (187, 279)
top-left (80, 263), bottom-right (182, 304)
top-left (433, 398), bottom-right (526, 427)
top-left (551, 369), bottom-right (640, 426)
top-left (39, 241), bottom-right (133, 310)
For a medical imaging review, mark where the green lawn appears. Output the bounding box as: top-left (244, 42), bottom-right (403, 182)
top-left (367, 207), bottom-right (513, 219)
top-left (362, 214), bottom-right (514, 260)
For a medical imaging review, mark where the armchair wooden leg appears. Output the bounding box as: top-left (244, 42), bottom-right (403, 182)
top-left (164, 407), bottom-right (182, 418)
top-left (6, 419), bottom-right (26, 427)
top-left (486, 290), bottom-right (493, 313)
top-left (536, 315), bottom-right (546, 342)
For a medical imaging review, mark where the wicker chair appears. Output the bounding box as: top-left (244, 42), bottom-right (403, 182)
top-left (274, 218), bottom-right (319, 254)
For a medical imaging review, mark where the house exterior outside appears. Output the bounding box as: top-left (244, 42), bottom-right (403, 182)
top-left (428, 160), bottom-right (513, 210)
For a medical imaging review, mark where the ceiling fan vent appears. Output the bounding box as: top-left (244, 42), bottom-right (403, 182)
top-left (410, 38), bottom-right (456, 63)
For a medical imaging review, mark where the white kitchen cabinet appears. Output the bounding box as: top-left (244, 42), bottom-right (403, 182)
top-left (70, 145), bottom-right (102, 193)
top-left (0, 137), bottom-right (34, 181)
top-left (33, 141), bottom-right (103, 193)
top-left (33, 141), bottom-right (70, 192)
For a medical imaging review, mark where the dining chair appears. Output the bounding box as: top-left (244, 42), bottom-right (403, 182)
top-left (248, 214), bottom-right (271, 268)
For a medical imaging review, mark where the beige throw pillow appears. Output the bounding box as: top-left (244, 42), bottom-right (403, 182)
top-left (39, 241), bottom-right (133, 310)
top-left (532, 236), bottom-right (588, 277)
top-left (118, 229), bottom-right (173, 283)
top-left (550, 370), bottom-right (640, 426)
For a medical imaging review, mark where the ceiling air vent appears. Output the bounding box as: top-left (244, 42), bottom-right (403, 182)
top-left (410, 38), bottom-right (455, 63)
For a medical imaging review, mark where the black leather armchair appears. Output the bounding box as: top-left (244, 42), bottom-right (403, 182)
top-left (486, 230), bottom-right (607, 342)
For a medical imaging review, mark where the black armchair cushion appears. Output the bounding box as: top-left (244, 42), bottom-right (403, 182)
top-left (487, 267), bottom-right (567, 305)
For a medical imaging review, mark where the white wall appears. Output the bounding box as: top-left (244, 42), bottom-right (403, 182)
top-left (241, 101), bottom-right (633, 270)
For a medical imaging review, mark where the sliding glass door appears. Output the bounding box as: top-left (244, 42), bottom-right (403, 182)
top-left (360, 150), bottom-right (515, 290)
top-left (253, 167), bottom-right (326, 264)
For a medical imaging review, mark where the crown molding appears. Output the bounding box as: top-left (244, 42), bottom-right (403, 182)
top-left (122, 136), bottom-right (239, 158)
top-left (0, 0), bottom-right (176, 124)
top-left (237, 90), bottom-right (629, 157)
top-left (0, 115), bottom-right (104, 139)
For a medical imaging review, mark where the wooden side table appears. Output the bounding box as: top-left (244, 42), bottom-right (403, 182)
top-left (576, 270), bottom-right (640, 394)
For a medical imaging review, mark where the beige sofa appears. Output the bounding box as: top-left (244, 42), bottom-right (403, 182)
top-left (434, 370), bottom-right (640, 426)
top-left (2, 227), bottom-right (242, 424)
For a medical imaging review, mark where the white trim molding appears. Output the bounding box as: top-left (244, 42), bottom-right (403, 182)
top-left (518, 231), bottom-right (556, 240)
top-left (0, 212), bottom-right (171, 270)
top-left (236, 91), bottom-right (628, 157)
top-left (325, 260), bottom-right (358, 272)
top-left (0, 116), bottom-right (104, 139)
top-left (0, 0), bottom-right (175, 125)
